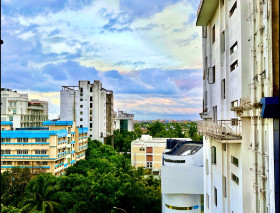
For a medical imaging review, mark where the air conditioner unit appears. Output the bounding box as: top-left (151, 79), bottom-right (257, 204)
top-left (231, 118), bottom-right (238, 126)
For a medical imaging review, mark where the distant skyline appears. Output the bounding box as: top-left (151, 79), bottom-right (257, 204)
top-left (1, 0), bottom-right (202, 120)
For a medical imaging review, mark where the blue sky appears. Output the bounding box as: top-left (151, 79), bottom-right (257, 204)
top-left (1, 0), bottom-right (202, 120)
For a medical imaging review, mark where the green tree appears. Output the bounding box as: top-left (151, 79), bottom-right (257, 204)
top-left (19, 173), bottom-right (62, 213)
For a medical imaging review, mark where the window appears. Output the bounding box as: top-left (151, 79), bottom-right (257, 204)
top-left (13, 110), bottom-right (16, 114)
top-left (80, 98), bottom-right (83, 101)
top-left (23, 150), bottom-right (28, 154)
top-left (206, 193), bottom-right (209, 209)
top-left (24, 161), bottom-right (29, 165)
top-left (213, 106), bottom-right (217, 121)
top-left (1, 150), bottom-right (4, 154)
top-left (204, 57), bottom-right (208, 80)
top-left (232, 173), bottom-right (239, 185)
top-left (90, 103), bottom-right (93, 108)
top-left (222, 79), bottom-right (226, 99)
top-left (80, 118), bottom-right (83, 121)
top-left (230, 1), bottom-right (237, 17)
top-left (211, 146), bottom-right (216, 164)
top-left (221, 31), bottom-right (225, 52)
top-left (230, 42), bottom-right (238, 54)
top-left (7, 161), bottom-right (12, 165)
top-left (35, 150), bottom-right (41, 154)
top-left (23, 138), bottom-right (28, 142)
top-left (223, 176), bottom-right (227, 198)
top-left (80, 105), bottom-right (83, 108)
top-left (90, 87), bottom-right (92, 92)
top-left (212, 25), bottom-right (215, 44)
top-left (90, 96), bottom-right (93, 101)
top-left (139, 147), bottom-right (145, 151)
top-left (208, 66), bottom-right (215, 84)
top-left (90, 123), bottom-right (92, 128)
top-left (9, 116), bottom-right (13, 121)
top-left (42, 161), bottom-right (48, 165)
top-left (205, 91), bottom-right (207, 106)
top-left (231, 156), bottom-right (239, 167)
top-left (17, 150), bottom-right (23, 154)
top-left (147, 162), bottom-right (152, 168)
top-left (203, 26), bottom-right (207, 38)
top-left (230, 60), bottom-right (238, 72)
top-left (41, 150), bottom-right (47, 154)
top-left (6, 150), bottom-right (11, 154)
top-left (214, 187), bottom-right (218, 206)
top-left (80, 87), bottom-right (83, 93)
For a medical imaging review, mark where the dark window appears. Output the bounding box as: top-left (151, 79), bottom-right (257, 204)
top-left (231, 156), bottom-right (239, 167)
top-left (80, 118), bottom-right (83, 121)
top-left (80, 87), bottom-right (83, 92)
top-left (230, 42), bottom-right (238, 54)
top-left (214, 187), bottom-right (218, 206)
top-left (80, 105), bottom-right (83, 108)
top-left (207, 194), bottom-right (209, 209)
top-left (208, 66), bottom-right (215, 84)
top-left (90, 87), bottom-right (92, 92)
top-left (90, 123), bottom-right (92, 128)
top-left (231, 173), bottom-right (239, 185)
top-left (90, 103), bottom-right (93, 108)
top-left (204, 57), bottom-right (208, 80)
top-left (221, 31), bottom-right (225, 52)
top-left (211, 146), bottom-right (216, 164)
top-left (213, 106), bottom-right (217, 121)
top-left (230, 60), bottom-right (238, 72)
top-left (90, 96), bottom-right (93, 101)
top-left (230, 2), bottom-right (237, 17)
top-left (223, 143), bottom-right (227, 151)
top-left (212, 25), bottom-right (215, 44)
top-left (222, 79), bottom-right (226, 99)
top-left (223, 176), bottom-right (227, 198)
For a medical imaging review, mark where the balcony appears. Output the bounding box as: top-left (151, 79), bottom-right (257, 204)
top-left (197, 120), bottom-right (242, 141)
top-left (196, 0), bottom-right (219, 26)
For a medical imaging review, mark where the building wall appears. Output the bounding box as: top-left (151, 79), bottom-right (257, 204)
top-left (1, 89), bottom-right (48, 128)
top-left (1, 121), bottom-right (88, 176)
top-left (197, 0), bottom-right (276, 212)
top-left (60, 80), bottom-right (113, 143)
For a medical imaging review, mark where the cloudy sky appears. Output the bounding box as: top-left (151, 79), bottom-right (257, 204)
top-left (1, 0), bottom-right (202, 120)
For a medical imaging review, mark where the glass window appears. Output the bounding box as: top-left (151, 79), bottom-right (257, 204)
top-left (23, 150), bottom-right (28, 154)
top-left (41, 150), bottom-right (47, 154)
top-left (214, 187), bottom-right (218, 206)
top-left (7, 161), bottom-right (12, 165)
top-left (17, 150), bottom-right (23, 154)
top-left (223, 176), bottom-right (227, 198)
top-left (35, 150), bottom-right (41, 154)
top-left (231, 156), bottom-right (239, 167)
top-left (208, 66), bottom-right (215, 84)
top-left (9, 116), bottom-right (13, 121)
top-left (231, 173), bottom-right (239, 185)
top-left (230, 42), bottom-right (238, 54)
top-left (23, 138), bottom-right (28, 142)
top-left (230, 1), bottom-right (237, 17)
top-left (6, 150), bottom-right (11, 154)
top-left (42, 161), bottom-right (48, 165)
top-left (230, 60), bottom-right (238, 72)
top-left (212, 25), bottom-right (215, 44)
top-left (211, 146), bottom-right (216, 164)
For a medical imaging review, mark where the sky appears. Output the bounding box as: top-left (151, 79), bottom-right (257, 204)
top-left (1, 0), bottom-right (202, 121)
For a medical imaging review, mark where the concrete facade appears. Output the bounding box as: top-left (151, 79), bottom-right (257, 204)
top-left (60, 80), bottom-right (114, 143)
top-left (1, 88), bottom-right (48, 128)
top-left (1, 121), bottom-right (88, 176)
top-left (196, 0), bottom-right (278, 212)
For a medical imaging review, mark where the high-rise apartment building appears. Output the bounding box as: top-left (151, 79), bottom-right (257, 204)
top-left (60, 80), bottom-right (114, 144)
top-left (1, 88), bottom-right (48, 128)
top-left (196, 0), bottom-right (279, 213)
top-left (1, 121), bottom-right (88, 176)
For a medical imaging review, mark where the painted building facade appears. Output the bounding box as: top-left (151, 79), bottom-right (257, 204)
top-left (1, 121), bottom-right (88, 176)
top-left (196, 0), bottom-right (279, 212)
top-left (162, 140), bottom-right (204, 213)
top-left (1, 88), bottom-right (48, 128)
top-left (60, 80), bottom-right (114, 144)
top-left (131, 135), bottom-right (191, 174)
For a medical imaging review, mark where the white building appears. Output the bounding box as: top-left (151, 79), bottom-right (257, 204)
top-left (196, 0), bottom-right (279, 213)
top-left (60, 80), bottom-right (114, 143)
top-left (114, 110), bottom-right (134, 131)
top-left (162, 140), bottom-right (204, 213)
top-left (1, 88), bottom-right (48, 128)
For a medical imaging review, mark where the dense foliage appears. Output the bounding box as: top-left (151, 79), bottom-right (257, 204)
top-left (1, 139), bottom-right (161, 213)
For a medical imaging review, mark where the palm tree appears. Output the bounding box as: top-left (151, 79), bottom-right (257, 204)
top-left (19, 174), bottom-right (62, 213)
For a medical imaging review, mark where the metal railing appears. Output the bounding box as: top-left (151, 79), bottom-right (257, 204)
top-left (197, 120), bottom-right (242, 140)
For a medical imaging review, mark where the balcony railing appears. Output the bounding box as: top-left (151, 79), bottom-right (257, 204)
top-left (197, 120), bottom-right (242, 140)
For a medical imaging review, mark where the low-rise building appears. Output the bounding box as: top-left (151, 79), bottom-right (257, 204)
top-left (161, 140), bottom-right (204, 213)
top-left (1, 121), bottom-right (88, 176)
top-left (114, 110), bottom-right (134, 131)
top-left (131, 135), bottom-right (191, 174)
top-left (1, 88), bottom-right (48, 128)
